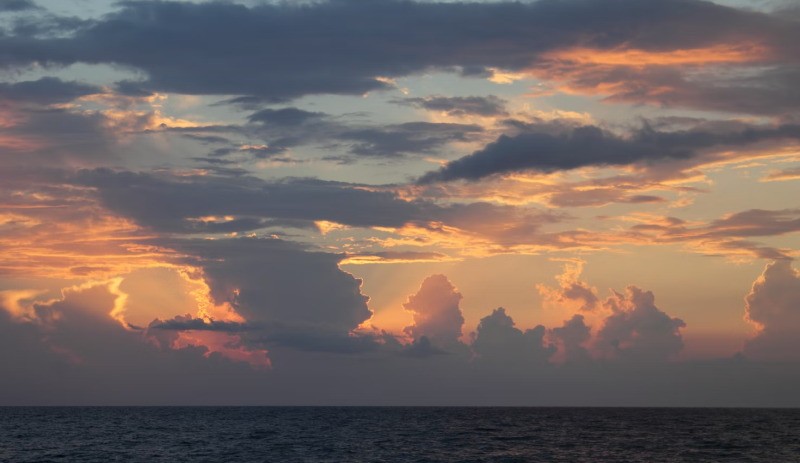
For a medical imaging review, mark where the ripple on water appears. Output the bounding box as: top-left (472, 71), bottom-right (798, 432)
top-left (1, 407), bottom-right (800, 462)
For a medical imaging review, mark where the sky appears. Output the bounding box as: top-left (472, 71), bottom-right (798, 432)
top-left (1, 0), bottom-right (799, 406)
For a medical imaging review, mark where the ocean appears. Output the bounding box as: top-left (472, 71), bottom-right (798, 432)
top-left (1, 407), bottom-right (798, 462)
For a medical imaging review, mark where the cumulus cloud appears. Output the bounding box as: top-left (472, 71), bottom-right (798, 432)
top-left (400, 335), bottom-right (447, 358)
top-left (0, 280), bottom-right (265, 369)
top-left (0, 282), bottom-right (278, 404)
top-left (743, 260), bottom-right (800, 360)
top-left (537, 259), bottom-right (599, 312)
top-left (164, 237), bottom-right (371, 337)
top-left (595, 286), bottom-right (686, 361)
top-left (471, 307), bottom-right (555, 364)
top-left (93, 235), bottom-right (382, 357)
top-left (403, 274), bottom-right (465, 349)
top-left (3, 265), bottom-right (800, 406)
top-left (550, 314), bottom-right (592, 363)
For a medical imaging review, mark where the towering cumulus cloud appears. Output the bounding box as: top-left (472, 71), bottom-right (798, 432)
top-left (537, 259), bottom-right (599, 312)
top-left (165, 237), bottom-right (372, 352)
top-left (403, 275), bottom-right (465, 350)
top-left (595, 287), bottom-right (686, 361)
top-left (550, 314), bottom-right (592, 363)
top-left (472, 308), bottom-right (555, 365)
top-left (744, 260), bottom-right (800, 361)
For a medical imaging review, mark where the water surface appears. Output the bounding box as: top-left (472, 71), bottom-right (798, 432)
top-left (1, 407), bottom-right (798, 462)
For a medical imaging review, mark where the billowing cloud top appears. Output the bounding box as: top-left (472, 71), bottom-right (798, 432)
top-left (1, 0), bottom-right (799, 406)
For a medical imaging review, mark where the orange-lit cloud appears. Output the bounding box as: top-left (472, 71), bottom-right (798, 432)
top-left (537, 259), bottom-right (599, 313)
top-left (594, 286), bottom-right (686, 361)
top-left (540, 44), bottom-right (768, 67)
top-left (174, 330), bottom-right (271, 368)
top-left (340, 251), bottom-right (454, 265)
top-left (402, 274), bottom-right (465, 348)
top-left (761, 167), bottom-right (800, 182)
top-left (0, 289), bottom-right (46, 322)
top-left (743, 260), bottom-right (800, 361)
top-left (0, 203), bottom-right (166, 279)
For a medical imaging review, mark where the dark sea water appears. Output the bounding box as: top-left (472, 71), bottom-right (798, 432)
top-left (1, 407), bottom-right (799, 462)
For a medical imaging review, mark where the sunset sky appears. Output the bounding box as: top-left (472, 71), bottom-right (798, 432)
top-left (1, 0), bottom-right (800, 406)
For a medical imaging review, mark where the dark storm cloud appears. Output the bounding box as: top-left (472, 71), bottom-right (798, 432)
top-left (1, 0), bottom-right (797, 113)
top-left (0, 106), bottom-right (115, 161)
top-left (395, 95), bottom-right (508, 117)
top-left (242, 108), bottom-right (483, 158)
top-left (160, 236), bottom-right (372, 336)
top-left (248, 108), bottom-right (327, 126)
top-left (175, 107), bottom-right (481, 159)
top-left (0, 0), bottom-right (37, 12)
top-left (182, 134), bottom-right (230, 145)
top-left (252, 324), bottom-right (386, 354)
top-left (150, 313), bottom-right (391, 354)
top-left (72, 168), bottom-right (562, 242)
top-left (339, 122), bottom-right (483, 157)
top-left (148, 315), bottom-right (251, 332)
top-left (0, 77), bottom-right (100, 104)
top-left (146, 236), bottom-right (433, 357)
top-left (418, 123), bottom-right (800, 182)
top-left (74, 169), bottom-right (428, 231)
top-left (112, 79), bottom-right (154, 97)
